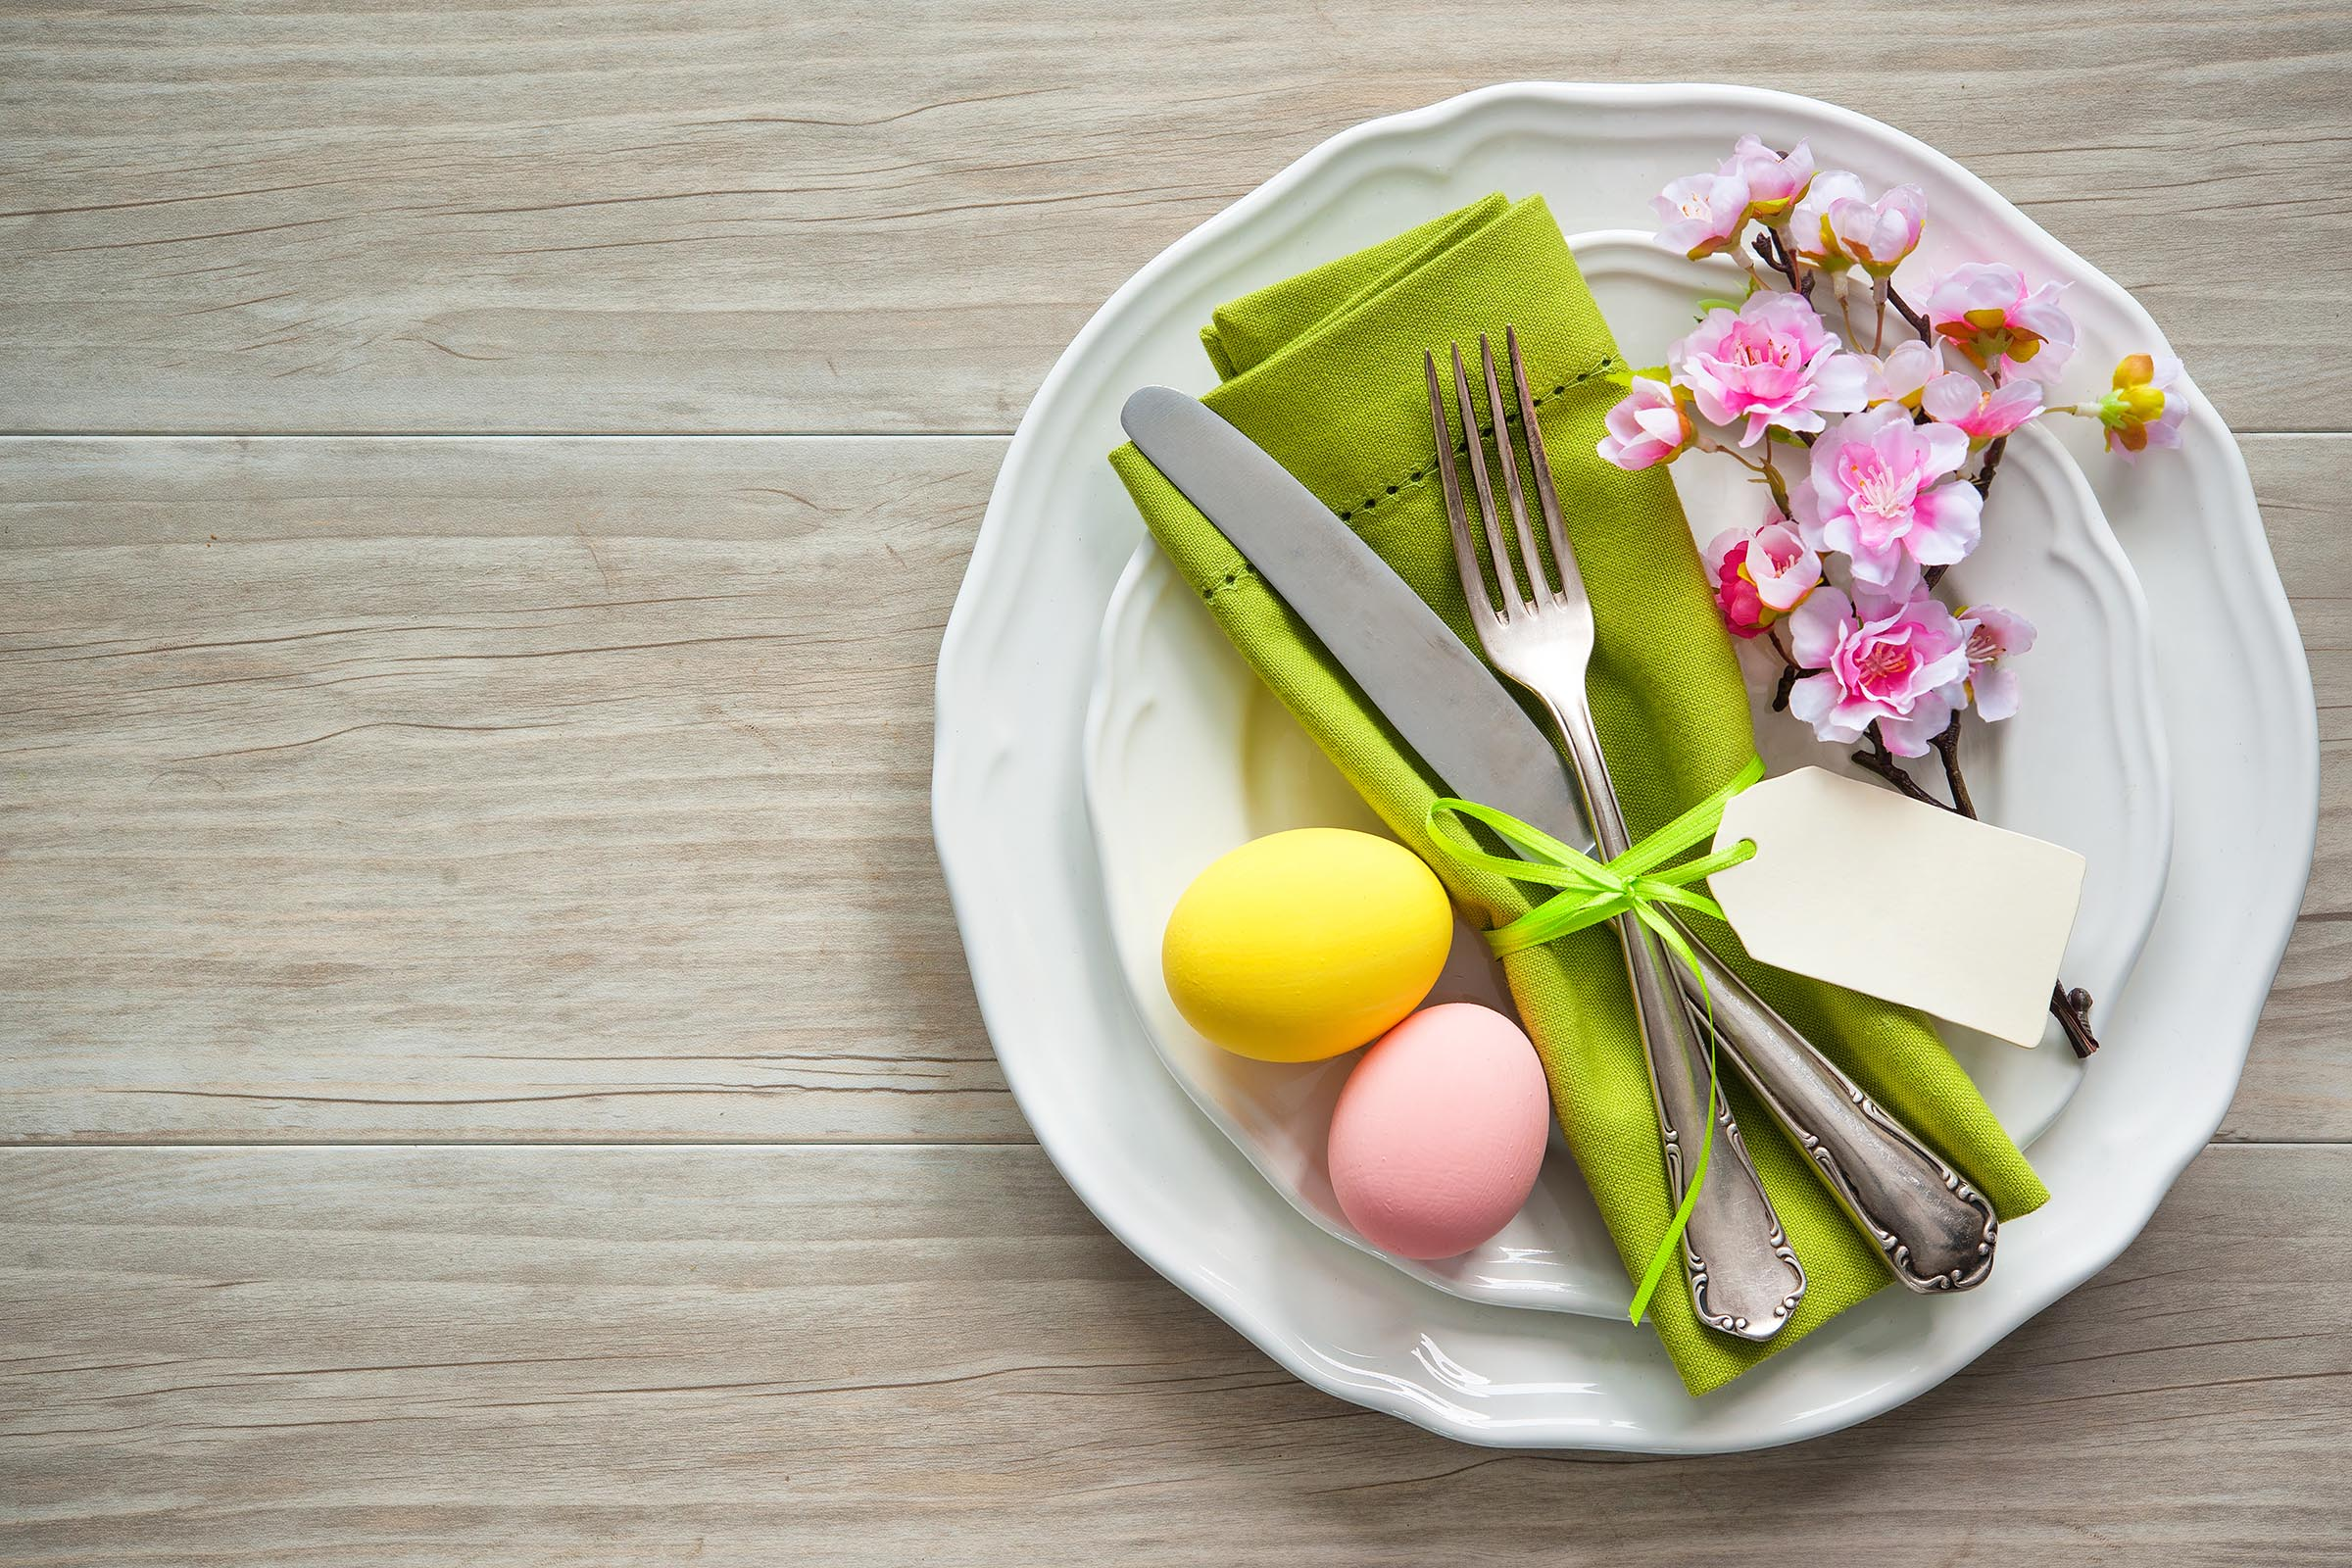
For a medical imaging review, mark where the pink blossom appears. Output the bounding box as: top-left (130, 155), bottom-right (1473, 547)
top-left (1668, 291), bottom-right (1869, 447)
top-left (1922, 371), bottom-right (2044, 447)
top-left (1959, 605), bottom-right (2035, 722)
top-left (1826, 184), bottom-right (1926, 276)
top-left (1595, 375), bottom-right (1691, 470)
top-left (1721, 135), bottom-right (1816, 221)
top-left (1703, 508), bottom-right (1820, 639)
top-left (1926, 263), bottom-right (2078, 380)
top-left (1652, 171), bottom-right (1751, 261)
top-left (1862, 340), bottom-right (1946, 412)
top-left (1787, 585), bottom-right (1972, 756)
top-left (2093, 353), bottom-right (2185, 461)
top-left (1788, 170), bottom-right (1865, 264)
top-left (1788, 403), bottom-right (1983, 587)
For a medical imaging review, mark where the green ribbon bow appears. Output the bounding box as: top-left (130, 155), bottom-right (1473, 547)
top-left (1422, 757), bottom-right (1764, 1323)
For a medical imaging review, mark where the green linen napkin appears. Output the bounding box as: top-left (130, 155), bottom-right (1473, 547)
top-left (1108, 193), bottom-right (2047, 1396)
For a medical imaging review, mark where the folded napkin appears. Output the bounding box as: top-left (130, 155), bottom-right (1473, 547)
top-left (1108, 193), bottom-right (2047, 1395)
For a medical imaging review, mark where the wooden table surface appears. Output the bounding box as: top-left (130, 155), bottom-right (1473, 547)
top-left (5, 4), bottom-right (2348, 1561)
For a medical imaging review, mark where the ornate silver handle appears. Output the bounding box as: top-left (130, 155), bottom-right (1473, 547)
top-left (1545, 695), bottom-right (1806, 1341)
top-left (1672, 940), bottom-right (1998, 1291)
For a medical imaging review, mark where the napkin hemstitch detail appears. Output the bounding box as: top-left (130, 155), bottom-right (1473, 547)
top-left (1200, 562), bottom-right (1263, 607)
top-left (1333, 352), bottom-right (1623, 524)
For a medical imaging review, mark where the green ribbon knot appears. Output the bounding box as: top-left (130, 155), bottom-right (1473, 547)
top-left (1421, 757), bottom-right (1765, 1325)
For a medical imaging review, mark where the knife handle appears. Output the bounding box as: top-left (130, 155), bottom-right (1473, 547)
top-left (1671, 936), bottom-right (1998, 1292)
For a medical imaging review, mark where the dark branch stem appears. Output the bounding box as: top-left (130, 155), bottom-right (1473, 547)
top-left (1889, 285), bottom-right (1933, 343)
top-left (1750, 227), bottom-right (1811, 298)
top-left (1766, 627), bottom-right (1814, 712)
top-left (1928, 715), bottom-right (1977, 819)
top-left (1850, 727), bottom-right (1945, 808)
top-left (2051, 983), bottom-right (2101, 1058)
top-left (1972, 433), bottom-right (2009, 500)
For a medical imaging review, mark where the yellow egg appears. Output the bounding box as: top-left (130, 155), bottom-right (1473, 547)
top-left (1161, 828), bottom-right (1452, 1062)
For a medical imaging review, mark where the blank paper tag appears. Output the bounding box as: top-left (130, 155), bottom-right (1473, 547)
top-left (1709, 767), bottom-right (2084, 1047)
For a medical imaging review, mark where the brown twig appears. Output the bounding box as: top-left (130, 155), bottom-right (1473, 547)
top-left (1889, 285), bottom-right (1933, 343)
top-left (1972, 433), bottom-right (2009, 500)
top-left (2050, 983), bottom-right (2101, 1057)
top-left (1750, 227), bottom-right (1811, 298)
top-left (1927, 715), bottom-right (1977, 819)
top-left (1765, 627), bottom-right (1815, 712)
top-left (1850, 726), bottom-right (1945, 808)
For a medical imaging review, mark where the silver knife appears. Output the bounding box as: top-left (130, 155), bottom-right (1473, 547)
top-left (1120, 385), bottom-right (1999, 1295)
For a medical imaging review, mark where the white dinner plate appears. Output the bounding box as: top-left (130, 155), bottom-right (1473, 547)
top-left (1082, 231), bottom-right (2170, 1317)
top-left (933, 83), bottom-right (2315, 1451)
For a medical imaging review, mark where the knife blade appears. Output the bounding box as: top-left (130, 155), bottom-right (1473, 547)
top-left (1119, 383), bottom-right (2000, 1296)
top-left (1119, 384), bottom-right (1590, 845)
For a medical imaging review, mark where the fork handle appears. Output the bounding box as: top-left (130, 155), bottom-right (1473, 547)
top-left (1670, 936), bottom-right (1998, 1292)
top-left (1542, 692), bottom-right (1806, 1341)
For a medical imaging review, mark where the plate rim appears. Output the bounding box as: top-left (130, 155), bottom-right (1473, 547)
top-left (931, 80), bottom-right (2317, 1451)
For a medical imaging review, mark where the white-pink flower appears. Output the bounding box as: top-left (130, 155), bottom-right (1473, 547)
top-left (1826, 184), bottom-right (1926, 276)
top-left (1789, 403), bottom-right (1983, 587)
top-left (1922, 371), bottom-right (2043, 448)
top-left (1959, 605), bottom-right (2035, 722)
top-left (1595, 376), bottom-right (1691, 470)
top-left (1653, 171), bottom-right (1751, 261)
top-left (1926, 263), bottom-right (2078, 380)
top-left (1788, 170), bottom-right (1865, 264)
top-left (1862, 340), bottom-right (1946, 412)
top-left (1668, 292), bottom-right (1869, 447)
top-left (1721, 135), bottom-right (1816, 221)
top-left (2094, 353), bottom-right (2185, 461)
top-left (1704, 507), bottom-right (1821, 639)
top-left (1788, 585), bottom-right (1972, 756)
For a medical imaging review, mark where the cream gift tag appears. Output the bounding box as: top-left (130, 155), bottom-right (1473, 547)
top-left (1708, 767), bottom-right (2084, 1047)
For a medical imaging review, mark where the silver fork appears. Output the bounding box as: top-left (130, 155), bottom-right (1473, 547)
top-left (1427, 330), bottom-right (1805, 1341)
top-left (1430, 328), bottom-right (1999, 1301)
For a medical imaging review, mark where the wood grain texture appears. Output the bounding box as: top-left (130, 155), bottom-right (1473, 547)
top-left (5, 433), bottom-right (2344, 1143)
top-left (1, 0), bottom-right (2347, 435)
top-left (3, 1144), bottom-right (2346, 1565)
top-left (1, 436), bottom-right (1012, 1143)
top-left (2225, 434), bottom-right (2352, 1141)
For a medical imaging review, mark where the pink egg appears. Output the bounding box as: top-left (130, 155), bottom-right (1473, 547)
top-left (1326, 1003), bottom-right (1551, 1260)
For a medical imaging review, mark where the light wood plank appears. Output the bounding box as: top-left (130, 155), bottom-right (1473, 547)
top-left (2, 1), bottom-right (2347, 435)
top-left (1, 436), bottom-right (1014, 1143)
top-left (2230, 434), bottom-right (2352, 1141)
top-left (5, 433), bottom-right (2345, 1142)
top-left (2, 1143), bottom-right (2345, 1563)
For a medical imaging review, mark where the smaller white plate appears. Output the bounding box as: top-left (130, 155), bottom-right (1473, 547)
top-left (1081, 229), bottom-right (2172, 1318)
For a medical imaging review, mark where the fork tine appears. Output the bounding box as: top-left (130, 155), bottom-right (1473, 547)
top-left (1479, 333), bottom-right (1550, 608)
top-left (1506, 325), bottom-right (1581, 607)
top-left (1450, 344), bottom-right (1515, 620)
top-left (1423, 350), bottom-right (1496, 634)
